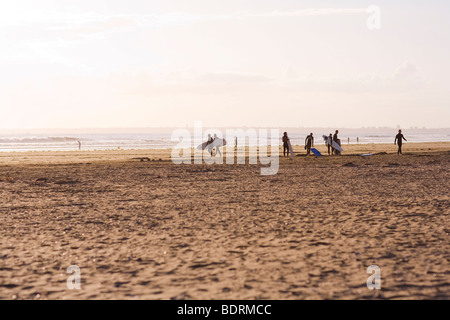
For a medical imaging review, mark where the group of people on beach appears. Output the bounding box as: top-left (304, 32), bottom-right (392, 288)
top-left (76, 130), bottom-right (408, 156)
top-left (325, 130), bottom-right (343, 156)
top-left (282, 129), bottom-right (408, 157)
top-left (282, 130), bottom-right (342, 157)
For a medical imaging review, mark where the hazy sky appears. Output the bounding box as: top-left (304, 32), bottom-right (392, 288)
top-left (0, 0), bottom-right (449, 129)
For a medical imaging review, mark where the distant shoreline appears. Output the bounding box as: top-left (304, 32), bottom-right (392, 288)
top-left (0, 141), bottom-right (449, 166)
top-left (1, 127), bottom-right (449, 135)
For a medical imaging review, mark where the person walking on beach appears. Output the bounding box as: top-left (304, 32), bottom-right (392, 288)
top-left (305, 133), bottom-right (314, 156)
top-left (282, 132), bottom-right (290, 157)
top-left (394, 130), bottom-right (407, 155)
top-left (78, 140), bottom-right (81, 151)
top-left (327, 134), bottom-right (333, 155)
top-left (206, 134), bottom-right (214, 156)
top-left (333, 130), bottom-right (340, 155)
top-left (213, 134), bottom-right (222, 157)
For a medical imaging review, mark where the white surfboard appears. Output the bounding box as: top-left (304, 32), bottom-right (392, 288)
top-left (323, 135), bottom-right (330, 145)
top-left (332, 140), bottom-right (343, 152)
top-left (197, 141), bottom-right (210, 150)
top-left (323, 135), bottom-right (342, 153)
top-left (211, 138), bottom-right (227, 148)
top-left (197, 138), bottom-right (227, 151)
top-left (287, 140), bottom-right (294, 157)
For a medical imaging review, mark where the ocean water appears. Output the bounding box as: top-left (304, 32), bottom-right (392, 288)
top-left (0, 129), bottom-right (449, 152)
top-left (0, 133), bottom-right (171, 152)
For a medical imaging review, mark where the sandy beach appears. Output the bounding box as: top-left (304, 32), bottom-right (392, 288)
top-left (0, 142), bottom-right (449, 300)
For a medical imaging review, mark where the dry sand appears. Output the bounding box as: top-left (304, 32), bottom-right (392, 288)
top-left (0, 142), bottom-right (449, 300)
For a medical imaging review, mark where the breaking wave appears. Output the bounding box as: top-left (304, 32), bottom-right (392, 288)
top-left (0, 137), bottom-right (80, 144)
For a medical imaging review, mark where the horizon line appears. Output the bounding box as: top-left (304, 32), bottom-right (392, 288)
top-left (1, 126), bottom-right (449, 132)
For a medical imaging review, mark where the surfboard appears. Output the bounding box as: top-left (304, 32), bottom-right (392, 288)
top-left (332, 140), bottom-right (343, 152)
top-left (311, 148), bottom-right (322, 156)
top-left (323, 135), bottom-right (336, 149)
top-left (197, 138), bottom-right (227, 151)
top-left (361, 153), bottom-right (376, 157)
top-left (211, 138), bottom-right (227, 148)
top-left (197, 141), bottom-right (210, 150)
top-left (287, 140), bottom-right (294, 157)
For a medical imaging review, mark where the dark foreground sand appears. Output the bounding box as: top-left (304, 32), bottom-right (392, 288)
top-left (0, 143), bottom-right (449, 300)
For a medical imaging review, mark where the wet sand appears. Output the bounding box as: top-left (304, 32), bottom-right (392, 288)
top-left (0, 142), bottom-right (449, 300)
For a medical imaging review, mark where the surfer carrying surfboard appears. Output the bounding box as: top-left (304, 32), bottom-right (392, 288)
top-left (206, 134), bottom-right (214, 156)
top-left (305, 133), bottom-right (314, 156)
top-left (333, 130), bottom-right (341, 155)
top-left (327, 134), bottom-right (333, 155)
top-left (213, 134), bottom-right (222, 157)
top-left (394, 130), bottom-right (407, 155)
top-left (282, 132), bottom-right (291, 157)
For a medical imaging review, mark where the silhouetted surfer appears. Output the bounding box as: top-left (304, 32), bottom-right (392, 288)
top-left (213, 134), bottom-right (222, 157)
top-left (305, 133), bottom-right (314, 156)
top-left (333, 130), bottom-right (340, 155)
top-left (394, 130), bottom-right (407, 155)
top-left (206, 134), bottom-right (214, 156)
top-left (327, 134), bottom-right (333, 155)
top-left (282, 132), bottom-right (290, 157)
